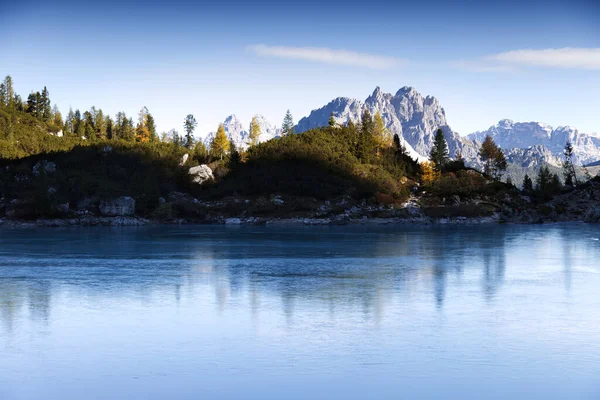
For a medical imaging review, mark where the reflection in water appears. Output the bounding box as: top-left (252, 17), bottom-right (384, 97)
top-left (0, 224), bottom-right (593, 336)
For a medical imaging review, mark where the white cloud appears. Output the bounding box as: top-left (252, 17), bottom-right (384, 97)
top-left (486, 48), bottom-right (600, 70)
top-left (449, 60), bottom-right (517, 73)
top-left (247, 44), bottom-right (405, 70)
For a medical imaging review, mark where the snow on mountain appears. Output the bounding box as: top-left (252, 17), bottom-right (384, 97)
top-left (296, 86), bottom-right (478, 163)
top-left (468, 120), bottom-right (600, 165)
top-left (203, 114), bottom-right (280, 150)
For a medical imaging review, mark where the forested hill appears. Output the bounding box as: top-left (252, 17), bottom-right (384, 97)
top-left (1, 74), bottom-right (599, 224)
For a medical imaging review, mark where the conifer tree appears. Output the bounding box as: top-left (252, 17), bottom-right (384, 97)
top-left (562, 141), bottom-right (577, 186)
top-left (357, 109), bottom-right (376, 163)
top-left (328, 112), bottom-right (336, 128)
top-left (522, 174), bottom-right (533, 193)
top-left (1, 76), bottom-right (14, 109)
top-left (228, 139), bottom-right (241, 169)
top-left (429, 128), bottom-right (449, 171)
top-left (183, 114), bottom-right (197, 148)
top-left (41, 87), bottom-right (51, 121)
top-left (281, 110), bottom-right (294, 136)
top-left (0, 82), bottom-right (6, 107)
top-left (210, 123), bottom-right (230, 160)
top-left (249, 116), bottom-right (262, 147)
top-left (105, 116), bottom-right (114, 139)
top-left (193, 141), bottom-right (208, 162)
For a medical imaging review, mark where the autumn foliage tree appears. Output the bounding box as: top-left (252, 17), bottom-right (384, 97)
top-left (373, 111), bottom-right (392, 155)
top-left (249, 116), bottom-right (261, 147)
top-left (479, 135), bottom-right (507, 180)
top-left (210, 123), bottom-right (230, 160)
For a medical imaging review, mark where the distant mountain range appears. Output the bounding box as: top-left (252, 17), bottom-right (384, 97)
top-left (205, 87), bottom-right (600, 173)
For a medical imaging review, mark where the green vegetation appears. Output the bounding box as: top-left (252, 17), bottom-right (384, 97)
top-left (1, 74), bottom-right (596, 222)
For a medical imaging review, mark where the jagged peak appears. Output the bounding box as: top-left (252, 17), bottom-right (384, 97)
top-left (395, 86), bottom-right (417, 97)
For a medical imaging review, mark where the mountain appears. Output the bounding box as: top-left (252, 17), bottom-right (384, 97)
top-left (468, 119), bottom-right (600, 165)
top-left (296, 87), bottom-right (478, 162)
top-left (203, 114), bottom-right (280, 150)
top-left (208, 88), bottom-right (597, 180)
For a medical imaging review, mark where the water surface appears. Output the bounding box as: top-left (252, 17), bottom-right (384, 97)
top-left (1, 224), bottom-right (599, 399)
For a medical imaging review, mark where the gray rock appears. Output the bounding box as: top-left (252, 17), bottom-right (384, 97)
top-left (188, 165), bottom-right (214, 185)
top-left (225, 218), bottom-right (242, 225)
top-left (32, 160), bottom-right (56, 177)
top-left (272, 195), bottom-right (284, 206)
top-left (103, 145), bottom-right (113, 153)
top-left (99, 196), bottom-right (136, 217)
top-left (179, 154), bottom-right (189, 166)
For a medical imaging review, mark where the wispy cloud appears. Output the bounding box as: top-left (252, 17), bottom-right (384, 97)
top-left (448, 60), bottom-right (517, 73)
top-left (247, 44), bottom-right (406, 70)
top-left (486, 48), bottom-right (600, 70)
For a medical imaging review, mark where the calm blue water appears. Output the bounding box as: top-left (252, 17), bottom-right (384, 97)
top-left (1, 224), bottom-right (599, 399)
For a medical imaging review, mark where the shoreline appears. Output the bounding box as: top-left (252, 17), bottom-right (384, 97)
top-left (0, 214), bottom-right (590, 228)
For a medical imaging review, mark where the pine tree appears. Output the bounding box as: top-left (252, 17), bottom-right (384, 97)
top-left (193, 141), bottom-right (208, 162)
top-left (357, 109), bottom-right (376, 163)
top-left (65, 107), bottom-right (75, 136)
top-left (27, 92), bottom-right (39, 116)
top-left (429, 128), bottom-right (449, 171)
top-left (41, 86), bottom-right (51, 121)
top-left (228, 139), bottom-right (241, 169)
top-left (183, 114), bottom-right (197, 148)
top-left (2, 76), bottom-right (14, 109)
top-left (281, 110), bottom-right (294, 136)
top-left (210, 123), bottom-right (230, 160)
top-left (562, 141), bottom-right (577, 186)
top-left (183, 114), bottom-right (198, 149)
top-left (328, 112), bottom-right (336, 128)
top-left (105, 116), bottom-right (114, 139)
top-left (249, 116), bottom-right (262, 147)
top-left (74, 109), bottom-right (82, 136)
top-left (0, 82), bottom-right (6, 107)
top-left (522, 174), bottom-right (533, 193)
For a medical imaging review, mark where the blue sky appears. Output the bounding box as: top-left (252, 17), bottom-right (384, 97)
top-left (1, 0), bottom-right (599, 137)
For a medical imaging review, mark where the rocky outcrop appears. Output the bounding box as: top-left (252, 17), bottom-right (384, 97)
top-left (468, 119), bottom-right (600, 165)
top-left (179, 154), bottom-right (189, 166)
top-left (99, 196), bottom-right (135, 217)
top-left (189, 164), bottom-right (214, 185)
top-left (295, 86), bottom-right (478, 163)
top-left (203, 114), bottom-right (280, 150)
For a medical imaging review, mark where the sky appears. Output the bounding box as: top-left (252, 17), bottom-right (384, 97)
top-left (1, 0), bottom-right (599, 138)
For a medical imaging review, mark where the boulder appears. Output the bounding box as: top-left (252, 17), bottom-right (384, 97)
top-left (99, 196), bottom-right (136, 217)
top-left (32, 160), bottom-right (56, 177)
top-left (583, 206), bottom-right (600, 223)
top-left (188, 164), bottom-right (213, 185)
top-left (272, 195), bottom-right (284, 206)
top-left (180, 154), bottom-right (189, 166)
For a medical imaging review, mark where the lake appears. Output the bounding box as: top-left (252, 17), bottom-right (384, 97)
top-left (1, 224), bottom-right (599, 399)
